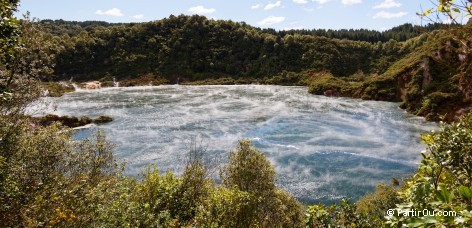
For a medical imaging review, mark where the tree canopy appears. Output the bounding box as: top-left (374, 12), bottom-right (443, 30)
top-left (34, 15), bottom-right (441, 84)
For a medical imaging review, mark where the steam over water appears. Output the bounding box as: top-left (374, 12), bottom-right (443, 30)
top-left (39, 85), bottom-right (436, 203)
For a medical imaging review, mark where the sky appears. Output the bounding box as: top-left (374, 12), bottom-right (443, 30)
top-left (16, 0), bottom-right (443, 31)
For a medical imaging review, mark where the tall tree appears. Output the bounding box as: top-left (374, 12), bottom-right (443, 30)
top-left (220, 140), bottom-right (303, 227)
top-left (0, 0), bottom-right (20, 90)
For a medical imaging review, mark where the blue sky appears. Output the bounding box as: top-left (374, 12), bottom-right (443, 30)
top-left (17, 0), bottom-right (440, 31)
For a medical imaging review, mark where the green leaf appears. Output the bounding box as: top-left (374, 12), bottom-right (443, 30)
top-left (436, 188), bottom-right (453, 203)
top-left (459, 186), bottom-right (472, 199)
top-left (421, 216), bottom-right (437, 224)
top-left (438, 5), bottom-right (446, 12)
top-left (409, 218), bottom-right (427, 227)
top-left (421, 134), bottom-right (433, 144)
top-left (423, 9), bottom-right (433, 17)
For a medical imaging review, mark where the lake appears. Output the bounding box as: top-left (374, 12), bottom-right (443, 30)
top-left (36, 85), bottom-right (436, 204)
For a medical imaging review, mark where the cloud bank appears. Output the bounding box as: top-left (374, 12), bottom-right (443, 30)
top-left (373, 0), bottom-right (402, 9)
top-left (188, 6), bottom-right (216, 15)
top-left (258, 15), bottom-right (286, 25)
top-left (342, 0), bottom-right (362, 5)
top-left (265, 1), bottom-right (282, 10)
top-left (95, 8), bottom-right (124, 17)
top-left (374, 10), bottom-right (407, 19)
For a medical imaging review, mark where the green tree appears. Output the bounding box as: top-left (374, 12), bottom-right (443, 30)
top-left (221, 139), bottom-right (276, 195)
top-left (220, 139), bottom-right (304, 227)
top-left (0, 3), bottom-right (121, 226)
top-left (306, 199), bottom-right (369, 227)
top-left (387, 113), bottom-right (472, 227)
top-left (1, 15), bottom-right (61, 202)
top-left (356, 182), bottom-right (402, 227)
top-left (0, 0), bottom-right (20, 75)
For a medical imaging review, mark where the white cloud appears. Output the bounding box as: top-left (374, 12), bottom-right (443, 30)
top-left (251, 4), bottom-right (261, 9)
top-left (258, 15), bottom-right (286, 25)
top-left (95, 8), bottom-right (124, 17)
top-left (188, 6), bottom-right (216, 15)
top-left (373, 0), bottom-right (401, 9)
top-left (264, 1), bottom-right (282, 10)
top-left (293, 0), bottom-right (308, 4)
top-left (373, 11), bottom-right (407, 19)
top-left (284, 26), bottom-right (304, 30)
top-left (132, 14), bottom-right (144, 19)
top-left (342, 0), bottom-right (362, 5)
top-left (313, 0), bottom-right (332, 4)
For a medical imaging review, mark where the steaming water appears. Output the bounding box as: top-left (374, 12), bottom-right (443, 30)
top-left (38, 85), bottom-right (436, 203)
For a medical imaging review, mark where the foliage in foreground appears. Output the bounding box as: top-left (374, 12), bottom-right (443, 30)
top-left (0, 122), bottom-right (305, 227)
top-left (305, 183), bottom-right (401, 227)
top-left (2, 111), bottom-right (471, 227)
top-left (387, 113), bottom-right (472, 227)
top-left (1, 117), bottom-right (471, 227)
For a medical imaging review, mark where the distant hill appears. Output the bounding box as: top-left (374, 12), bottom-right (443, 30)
top-left (275, 23), bottom-right (445, 43)
top-left (40, 18), bottom-right (444, 43)
top-left (41, 15), bottom-right (430, 83)
top-left (308, 25), bottom-right (472, 121)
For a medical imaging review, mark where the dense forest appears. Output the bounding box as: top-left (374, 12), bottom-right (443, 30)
top-left (275, 22), bottom-right (445, 43)
top-left (1, 0), bottom-right (471, 226)
top-left (42, 19), bottom-right (444, 43)
top-left (41, 16), bottom-right (424, 82)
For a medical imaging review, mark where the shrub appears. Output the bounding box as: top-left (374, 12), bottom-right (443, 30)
top-left (387, 113), bottom-right (472, 227)
top-left (220, 139), bottom-right (304, 227)
top-left (306, 199), bottom-right (369, 227)
top-left (356, 183), bottom-right (402, 227)
top-left (307, 72), bottom-right (347, 95)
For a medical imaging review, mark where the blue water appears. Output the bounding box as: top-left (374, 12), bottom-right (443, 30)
top-left (36, 85), bottom-right (436, 203)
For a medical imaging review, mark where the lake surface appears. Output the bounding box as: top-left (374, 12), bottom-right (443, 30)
top-left (37, 85), bottom-right (436, 203)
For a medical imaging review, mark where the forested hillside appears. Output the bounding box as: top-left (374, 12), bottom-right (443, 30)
top-left (308, 24), bottom-right (472, 121)
top-left (40, 15), bottom-right (425, 83)
top-left (278, 23), bottom-right (444, 43)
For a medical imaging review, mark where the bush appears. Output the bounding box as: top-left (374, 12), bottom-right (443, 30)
top-left (356, 183), bottom-right (402, 227)
top-left (307, 72), bottom-right (346, 95)
top-left (306, 199), bottom-right (369, 227)
top-left (387, 113), bottom-right (472, 227)
top-left (220, 139), bottom-right (304, 227)
top-left (195, 187), bottom-right (254, 227)
top-left (43, 82), bottom-right (75, 97)
top-left (0, 122), bottom-right (119, 226)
